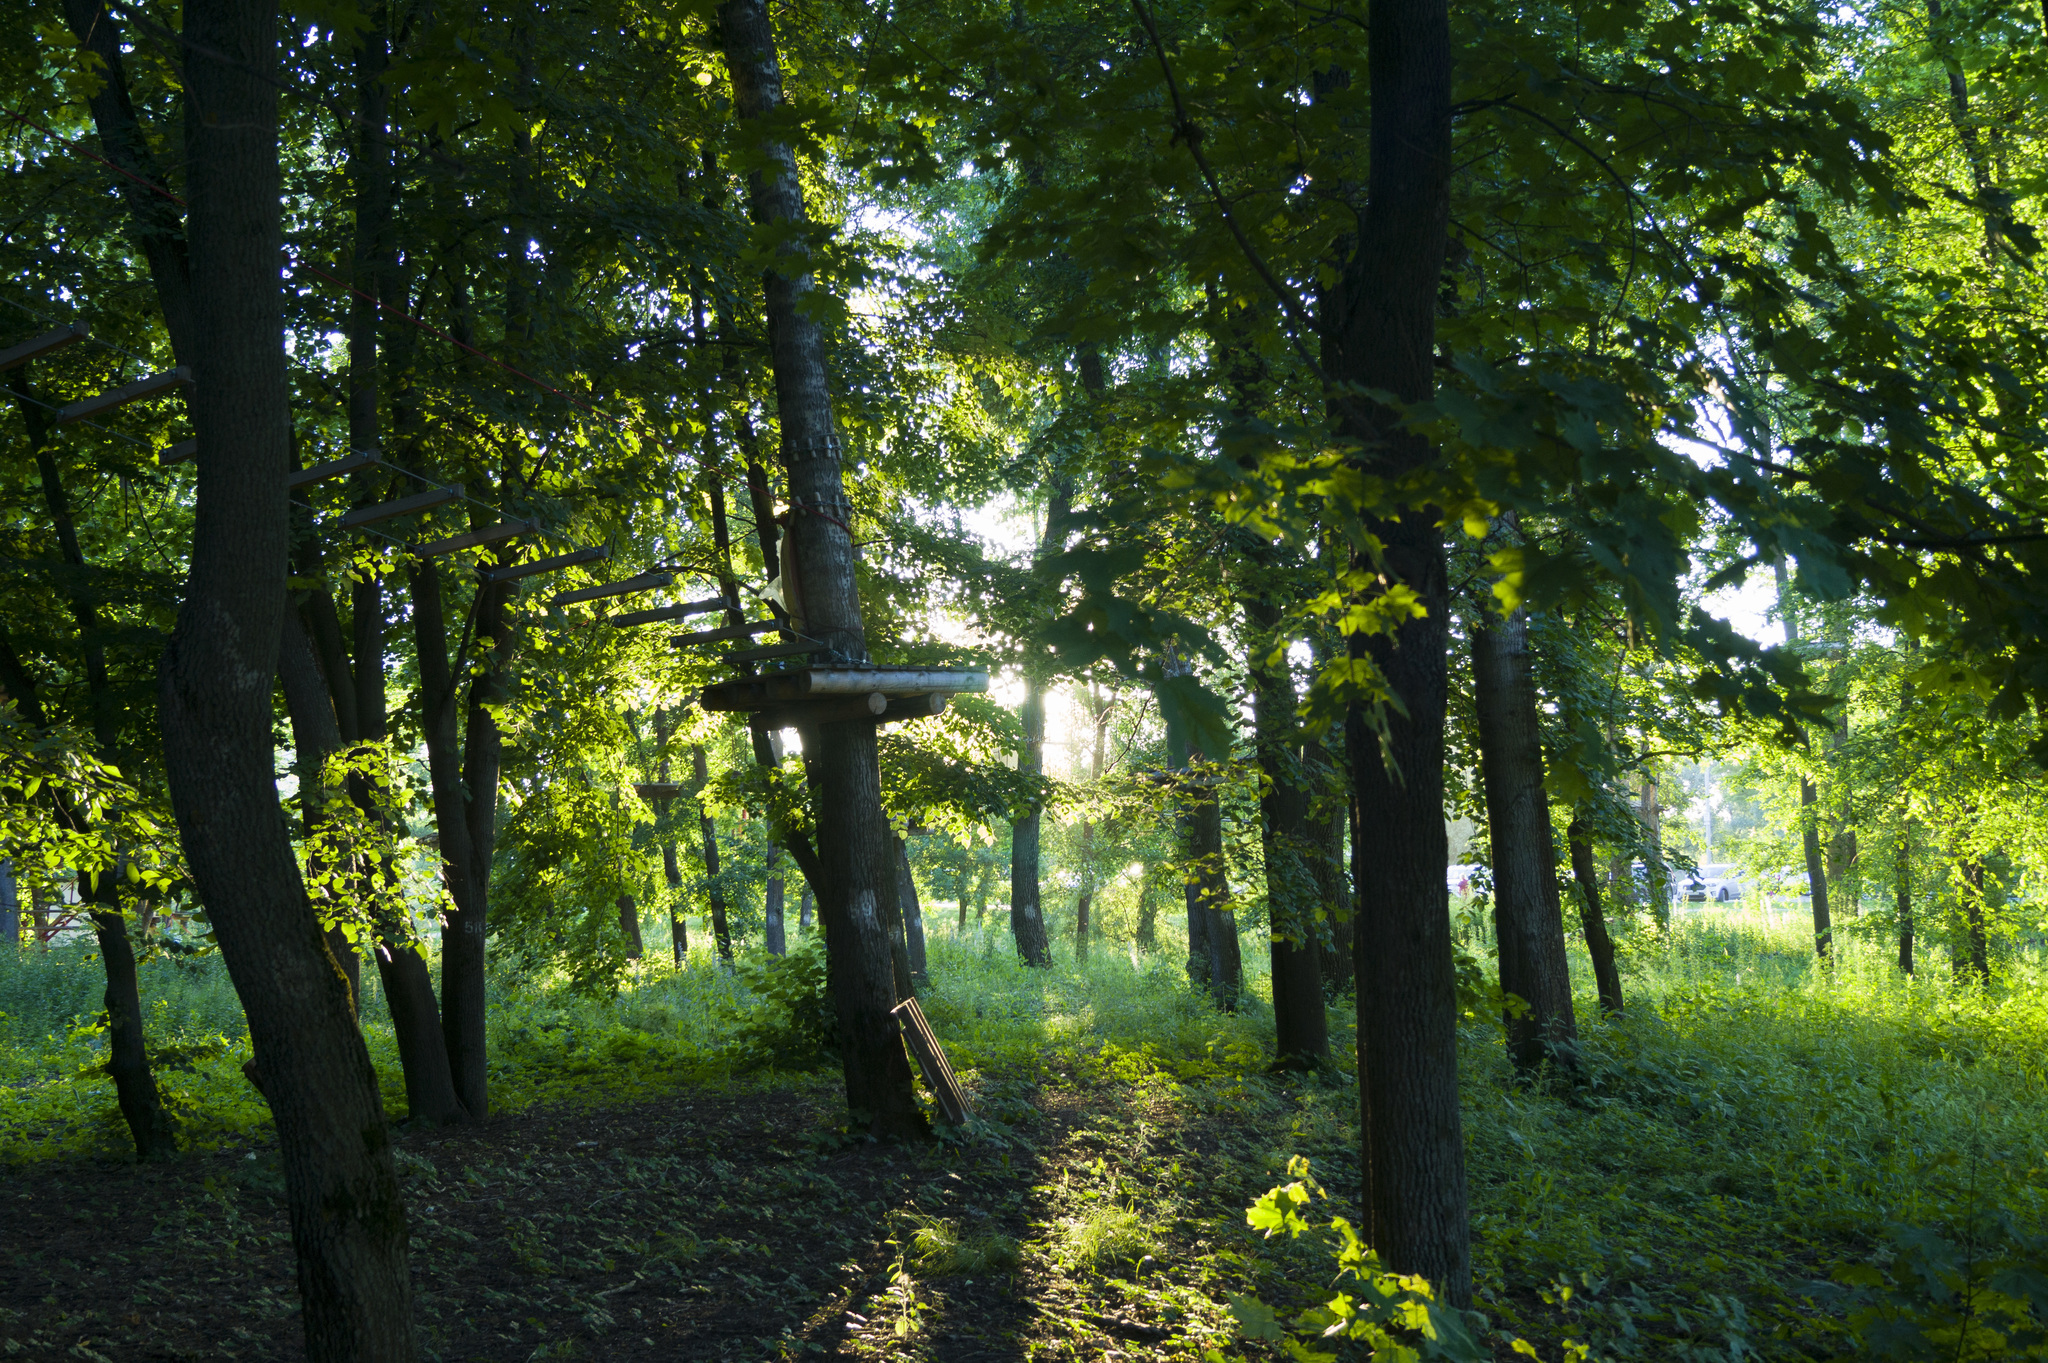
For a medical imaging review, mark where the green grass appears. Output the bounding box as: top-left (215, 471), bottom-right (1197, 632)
top-left (6, 906), bottom-right (2048, 1359)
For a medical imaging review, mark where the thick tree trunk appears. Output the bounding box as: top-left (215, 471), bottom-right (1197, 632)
top-left (406, 561), bottom-right (497, 1118)
top-left (1, 862), bottom-right (17, 948)
top-left (1326, 0), bottom-right (1468, 1304)
top-left (765, 850), bottom-right (786, 955)
top-left (1306, 739), bottom-right (1354, 995)
top-left (896, 838), bottom-right (928, 983)
top-left (163, 3), bottom-right (417, 1352)
top-left (799, 884), bottom-right (815, 933)
top-left (1248, 617), bottom-right (1326, 1067)
top-left (720, 0), bottom-right (922, 1137)
top-left (1470, 612), bottom-right (1578, 1072)
top-left (618, 897), bottom-right (643, 959)
top-left (277, 609), bottom-right (358, 1012)
top-left (1010, 679), bottom-right (1054, 965)
top-left (8, 375), bottom-right (176, 1159)
top-left (1167, 662), bottom-right (1240, 1007)
top-left (1958, 859), bottom-right (1991, 984)
top-left (1567, 815), bottom-right (1625, 1015)
top-left (1135, 871), bottom-right (1159, 950)
top-left (691, 746), bottom-right (735, 963)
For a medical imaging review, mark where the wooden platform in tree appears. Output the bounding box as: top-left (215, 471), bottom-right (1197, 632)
top-left (700, 667), bottom-right (987, 713)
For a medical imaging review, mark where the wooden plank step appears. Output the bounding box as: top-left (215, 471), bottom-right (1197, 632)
top-left (722, 640), bottom-right (822, 665)
top-left (891, 997), bottom-right (971, 1126)
top-left (671, 619), bottom-right (776, 646)
top-left (338, 485), bottom-right (460, 529)
top-left (552, 571), bottom-right (672, 607)
top-left (0, 324), bottom-right (91, 373)
top-left (610, 598), bottom-right (731, 629)
top-left (288, 452), bottom-right (377, 488)
top-left (414, 521), bottom-right (532, 558)
top-left (480, 546), bottom-right (609, 584)
top-left (58, 366), bottom-right (192, 424)
top-left (159, 439), bottom-right (197, 466)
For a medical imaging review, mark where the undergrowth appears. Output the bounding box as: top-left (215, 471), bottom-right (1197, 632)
top-left (5, 909), bottom-right (2048, 1359)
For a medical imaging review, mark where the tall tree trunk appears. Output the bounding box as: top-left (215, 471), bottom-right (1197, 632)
top-left (1072, 688), bottom-right (1112, 968)
top-left (1010, 678), bottom-right (1054, 965)
top-left (1135, 869), bottom-right (1159, 950)
top-left (663, 840), bottom-right (689, 961)
top-left (765, 860), bottom-right (786, 955)
top-left (7, 374), bottom-right (175, 1158)
top-left (406, 560), bottom-right (499, 1119)
top-left (896, 837), bottom-right (928, 983)
top-left (692, 746), bottom-right (735, 963)
top-left (720, 0), bottom-right (923, 1137)
top-left (1306, 738), bottom-right (1353, 995)
top-left (1326, 0), bottom-right (1468, 1302)
top-left (1896, 821), bottom-right (1914, 975)
top-left (1777, 565), bottom-right (1833, 957)
top-left (799, 884), bottom-right (815, 933)
top-left (277, 609), bottom-right (359, 1012)
top-left (1566, 814), bottom-right (1624, 1015)
top-left (1248, 615), bottom-right (1326, 1068)
top-left (1167, 656), bottom-right (1240, 1007)
top-left (1, 861), bottom-right (18, 948)
top-left (618, 897), bottom-right (643, 959)
top-left (1470, 612), bottom-right (1579, 1072)
top-left (1638, 771), bottom-right (1668, 928)
top-left (1958, 859), bottom-right (1991, 985)
top-left (163, 3), bottom-right (417, 1351)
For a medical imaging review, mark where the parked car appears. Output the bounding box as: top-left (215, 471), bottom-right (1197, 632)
top-left (1680, 864), bottom-right (1749, 902)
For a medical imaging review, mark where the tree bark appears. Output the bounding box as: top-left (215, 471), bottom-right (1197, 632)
top-left (765, 850), bottom-right (786, 955)
top-left (896, 837), bottom-right (928, 983)
top-left (799, 884), bottom-right (815, 933)
top-left (1, 862), bottom-right (18, 948)
top-left (8, 373), bottom-right (175, 1158)
top-left (719, 0), bottom-right (922, 1137)
top-left (617, 896), bottom-right (643, 959)
top-left (1167, 657), bottom-right (1240, 1007)
top-left (277, 608), bottom-right (359, 1012)
top-left (1248, 617), bottom-right (1326, 1068)
top-left (1895, 821), bottom-right (1914, 975)
top-left (1306, 738), bottom-right (1354, 995)
top-left (1777, 565), bottom-right (1833, 957)
top-left (1072, 687), bottom-right (1112, 968)
top-left (663, 841), bottom-right (688, 961)
top-left (1470, 612), bottom-right (1578, 1072)
top-left (1326, 0), bottom-right (1468, 1303)
top-left (1638, 771), bottom-right (1668, 927)
top-left (406, 560), bottom-right (498, 1119)
top-left (1958, 859), bottom-right (1991, 984)
top-left (691, 746), bottom-right (735, 963)
top-left (61, 0), bottom-right (194, 360)
top-left (164, 3), bottom-right (417, 1351)
top-left (1010, 678), bottom-right (1054, 965)
top-left (1566, 814), bottom-right (1624, 1015)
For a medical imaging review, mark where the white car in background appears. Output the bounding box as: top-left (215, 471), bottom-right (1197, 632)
top-left (1680, 864), bottom-right (1749, 902)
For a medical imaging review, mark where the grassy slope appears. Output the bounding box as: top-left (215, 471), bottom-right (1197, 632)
top-left (3, 908), bottom-right (2045, 1360)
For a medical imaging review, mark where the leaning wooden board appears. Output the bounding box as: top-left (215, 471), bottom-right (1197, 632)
top-left (890, 996), bottom-right (971, 1126)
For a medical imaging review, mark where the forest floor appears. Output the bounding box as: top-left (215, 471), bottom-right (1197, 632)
top-left (6, 915), bottom-right (2048, 1362)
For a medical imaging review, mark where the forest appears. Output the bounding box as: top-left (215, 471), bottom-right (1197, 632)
top-left (4, 0), bottom-right (2048, 1358)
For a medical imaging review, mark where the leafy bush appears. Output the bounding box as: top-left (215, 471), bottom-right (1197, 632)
top-left (1824, 1215), bottom-right (2048, 1360)
top-left (726, 940), bottom-right (837, 1071)
top-left (1234, 1156), bottom-right (1500, 1363)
